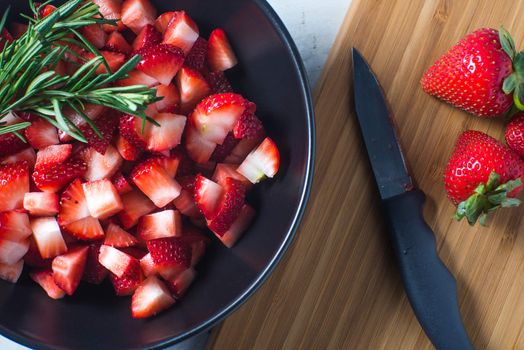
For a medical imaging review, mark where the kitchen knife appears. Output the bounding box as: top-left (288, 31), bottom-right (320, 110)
top-left (351, 48), bottom-right (474, 350)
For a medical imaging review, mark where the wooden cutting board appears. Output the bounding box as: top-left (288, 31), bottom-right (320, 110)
top-left (208, 0), bottom-right (524, 349)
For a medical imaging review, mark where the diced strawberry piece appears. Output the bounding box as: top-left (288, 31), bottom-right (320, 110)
top-left (23, 192), bottom-right (59, 216)
top-left (52, 246), bottom-right (88, 295)
top-left (118, 190), bottom-right (156, 229)
top-left (0, 132), bottom-right (26, 158)
top-left (63, 216), bottom-right (105, 241)
top-left (99, 245), bottom-right (139, 278)
top-left (0, 161), bottom-right (29, 212)
top-left (81, 145), bottom-right (123, 182)
top-left (176, 67), bottom-right (211, 112)
top-left (208, 178), bottom-right (246, 235)
top-left (133, 24), bottom-right (161, 51)
top-left (30, 270), bottom-right (65, 299)
top-left (146, 237), bottom-right (191, 272)
top-left (116, 134), bottom-right (142, 161)
top-left (96, 51), bottom-right (126, 74)
top-left (105, 31), bottom-right (132, 55)
top-left (110, 258), bottom-right (143, 296)
top-left (224, 130), bottom-right (265, 164)
top-left (91, 0), bottom-right (124, 32)
top-left (0, 210), bottom-right (31, 242)
top-left (132, 275), bottom-right (175, 318)
top-left (173, 189), bottom-right (200, 218)
top-left (121, 0), bottom-right (157, 34)
top-left (116, 69), bottom-right (158, 87)
top-left (206, 71), bottom-right (233, 94)
top-left (0, 239), bottom-right (29, 265)
top-left (119, 114), bottom-right (147, 149)
top-left (0, 260), bottom-right (24, 283)
top-left (154, 84), bottom-right (180, 113)
top-left (39, 4), bottom-right (56, 18)
top-left (210, 133), bottom-right (239, 162)
top-left (59, 104), bottom-right (107, 142)
top-left (79, 113), bottom-right (119, 155)
top-left (162, 11), bottom-right (199, 54)
top-left (154, 12), bottom-right (177, 33)
top-left (185, 125), bottom-right (217, 164)
top-left (237, 137), bottom-right (280, 183)
top-left (24, 237), bottom-right (52, 269)
top-left (144, 113), bottom-right (186, 152)
top-left (219, 204), bottom-right (255, 248)
top-left (105, 223), bottom-right (138, 248)
top-left (139, 253), bottom-right (156, 276)
top-left (33, 157), bottom-right (87, 193)
top-left (24, 119), bottom-right (59, 150)
top-left (131, 159), bottom-right (181, 207)
top-left (234, 111), bottom-right (263, 139)
top-left (181, 230), bottom-right (209, 266)
top-left (83, 243), bottom-right (108, 284)
top-left (208, 29), bottom-right (238, 71)
top-left (82, 179), bottom-right (123, 219)
top-left (137, 210), bottom-right (182, 241)
top-left (35, 144), bottom-right (72, 170)
top-left (194, 175), bottom-right (224, 219)
top-left (80, 24), bottom-right (107, 49)
top-left (112, 172), bottom-right (133, 195)
top-left (185, 37), bottom-right (208, 72)
top-left (58, 179), bottom-right (91, 226)
top-left (31, 217), bottom-right (67, 259)
top-left (136, 44), bottom-right (184, 85)
top-left (212, 163), bottom-right (251, 187)
top-left (149, 153), bottom-right (181, 178)
top-left (165, 268), bottom-right (196, 298)
top-left (2, 148), bottom-right (36, 169)
top-left (9, 22), bottom-right (27, 39)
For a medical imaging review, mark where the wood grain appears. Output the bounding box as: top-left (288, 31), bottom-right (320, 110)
top-left (210, 0), bottom-right (524, 349)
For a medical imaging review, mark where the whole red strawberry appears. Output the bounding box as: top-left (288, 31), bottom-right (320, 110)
top-left (421, 28), bottom-right (518, 118)
top-left (444, 130), bottom-right (524, 225)
top-left (505, 112), bottom-right (524, 157)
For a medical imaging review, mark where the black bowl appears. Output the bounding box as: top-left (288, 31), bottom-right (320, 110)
top-left (0, 0), bottom-right (315, 349)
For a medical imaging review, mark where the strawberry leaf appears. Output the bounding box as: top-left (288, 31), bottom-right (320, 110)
top-left (499, 26), bottom-right (517, 60)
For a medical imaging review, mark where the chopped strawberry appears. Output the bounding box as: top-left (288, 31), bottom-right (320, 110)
top-left (117, 69), bottom-right (159, 87)
top-left (116, 134), bottom-right (142, 161)
top-left (23, 192), bottom-right (59, 216)
top-left (35, 144), bottom-right (72, 169)
top-left (144, 113), bottom-right (186, 152)
top-left (162, 11), bottom-right (199, 54)
top-left (0, 260), bottom-right (24, 283)
top-left (0, 161), bottom-right (29, 212)
top-left (30, 270), bottom-right (65, 299)
top-left (137, 210), bottom-right (182, 241)
top-left (118, 189), bottom-right (156, 229)
top-left (185, 125), bottom-right (217, 163)
top-left (173, 189), bottom-right (200, 218)
top-left (33, 157), bottom-right (87, 193)
top-left (0, 132), bottom-right (27, 158)
top-left (105, 223), bottom-right (138, 248)
top-left (62, 214), bottom-right (105, 241)
top-left (210, 133), bottom-right (239, 162)
top-left (0, 210), bottom-right (31, 242)
top-left (208, 178), bottom-right (246, 235)
top-left (153, 84), bottom-right (180, 113)
top-left (78, 113), bottom-right (119, 155)
top-left (30, 217), bottom-right (67, 259)
top-left (237, 137), bottom-right (280, 183)
top-left (52, 246), bottom-right (88, 295)
top-left (136, 44), bottom-right (185, 85)
top-left (131, 275), bottom-right (175, 318)
top-left (98, 245), bottom-right (139, 278)
top-left (24, 237), bottom-right (52, 269)
top-left (121, 0), bottom-right (157, 34)
top-left (110, 258), bottom-right (143, 296)
top-left (185, 37), bottom-right (208, 72)
top-left (105, 31), bottom-right (132, 55)
top-left (82, 179), bottom-right (124, 219)
top-left (91, 0), bottom-right (125, 32)
top-left (24, 119), bottom-right (59, 150)
top-left (182, 232), bottom-right (209, 266)
top-left (58, 179), bottom-right (91, 226)
top-left (217, 204), bottom-right (255, 248)
top-left (0, 239), bottom-right (29, 265)
top-left (176, 67), bottom-right (211, 112)
top-left (212, 163), bottom-right (251, 187)
top-left (86, 50), bottom-right (126, 74)
top-left (119, 114), bottom-right (147, 149)
top-left (150, 153), bottom-right (181, 177)
top-left (133, 24), bottom-right (162, 51)
top-left (81, 145), bottom-right (123, 182)
top-left (224, 130), bottom-right (265, 164)
top-left (193, 175), bottom-right (224, 219)
top-left (208, 29), bottom-right (238, 71)
top-left (131, 158), bottom-right (182, 207)
top-left (59, 104), bottom-right (107, 142)
top-left (111, 172), bottom-right (133, 195)
top-left (2, 148), bottom-right (36, 169)
top-left (83, 243), bottom-right (108, 284)
top-left (139, 253), bottom-right (156, 276)
top-left (206, 71), bottom-right (233, 94)
top-left (80, 24), bottom-right (108, 49)
top-left (39, 4), bottom-right (56, 18)
top-left (146, 237), bottom-right (191, 271)
top-left (233, 111), bottom-right (263, 139)
top-left (165, 268), bottom-right (196, 298)
top-left (154, 12), bottom-right (177, 33)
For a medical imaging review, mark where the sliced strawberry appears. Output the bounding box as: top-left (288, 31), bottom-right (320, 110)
top-left (137, 210), bottom-right (182, 241)
top-left (78, 112), bottom-right (119, 155)
top-left (136, 44), bottom-right (184, 85)
top-left (182, 232), bottom-right (209, 266)
top-left (112, 172), bottom-right (133, 195)
top-left (83, 243), bottom-right (108, 284)
top-left (146, 237), bottom-right (191, 272)
top-left (208, 178), bottom-right (246, 235)
top-left (224, 130), bottom-right (265, 164)
top-left (23, 192), bottom-right (59, 216)
top-left (144, 113), bottom-right (186, 152)
top-left (80, 24), bottom-right (107, 49)
top-left (237, 137), bottom-right (280, 183)
top-left (218, 204), bottom-right (255, 248)
top-left (118, 189), bottom-right (156, 229)
top-left (92, 0), bottom-right (125, 32)
top-left (185, 37), bottom-right (208, 72)
top-left (0, 210), bottom-right (31, 242)
top-left (208, 29), bottom-right (237, 71)
top-left (0, 239), bottom-right (29, 265)
top-left (133, 24), bottom-right (162, 51)
top-left (0, 161), bottom-right (29, 212)
top-left (210, 133), bottom-right (239, 162)
top-left (24, 119), bottom-right (59, 150)
top-left (110, 258), bottom-right (144, 296)
top-left (86, 50), bottom-right (126, 74)
top-left (98, 245), bottom-right (139, 278)
top-left (58, 179), bottom-right (91, 226)
top-left (173, 189), bottom-right (200, 218)
top-left (35, 144), bottom-right (72, 170)
top-left (2, 148), bottom-right (36, 169)
top-left (153, 84), bottom-right (180, 113)
top-left (206, 71), bottom-right (233, 94)
top-left (0, 260), bottom-right (24, 283)
top-left (105, 223), bottom-right (138, 248)
top-left (185, 125), bottom-right (217, 163)
top-left (0, 132), bottom-right (27, 158)
top-left (154, 11), bottom-right (177, 33)
top-left (59, 104), bottom-right (107, 142)
top-left (162, 11), bottom-right (199, 54)
top-left (150, 152), bottom-right (181, 178)
top-left (30, 270), bottom-right (65, 299)
top-left (82, 179), bottom-right (123, 219)
top-left (176, 67), bottom-right (211, 112)
top-left (33, 158), bottom-right (87, 193)
top-left (24, 237), bottom-right (52, 269)
top-left (212, 163), bottom-right (251, 187)
top-left (116, 134), bottom-right (142, 161)
top-left (119, 114), bottom-right (147, 149)
top-left (121, 0), bottom-right (157, 34)
top-left (132, 275), bottom-right (175, 318)
top-left (116, 69), bottom-right (158, 87)
top-left (39, 4), bottom-right (56, 18)
top-left (52, 246), bottom-right (88, 295)
top-left (233, 111), bottom-right (263, 139)
top-left (194, 175), bottom-right (224, 219)
top-left (81, 145), bottom-right (123, 182)
top-left (105, 31), bottom-right (132, 55)
top-left (30, 217), bottom-right (67, 259)
top-left (131, 158), bottom-right (182, 207)
top-left (165, 268), bottom-right (196, 298)
top-left (139, 253), bottom-right (156, 277)
top-left (63, 216), bottom-right (105, 241)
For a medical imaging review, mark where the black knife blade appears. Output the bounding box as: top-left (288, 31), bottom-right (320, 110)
top-left (352, 48), bottom-right (474, 350)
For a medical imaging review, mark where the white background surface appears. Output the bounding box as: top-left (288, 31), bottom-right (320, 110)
top-left (0, 0), bottom-right (351, 348)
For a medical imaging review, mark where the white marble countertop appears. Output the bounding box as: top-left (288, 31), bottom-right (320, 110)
top-left (0, 0), bottom-right (351, 348)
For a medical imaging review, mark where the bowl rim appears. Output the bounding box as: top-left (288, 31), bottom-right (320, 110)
top-left (0, 0), bottom-right (316, 348)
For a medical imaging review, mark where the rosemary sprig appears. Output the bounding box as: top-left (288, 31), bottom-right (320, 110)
top-left (0, 0), bottom-right (159, 142)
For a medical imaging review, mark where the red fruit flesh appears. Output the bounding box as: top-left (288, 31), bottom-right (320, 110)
top-left (0, 239), bottom-right (29, 266)
top-left (153, 84), bottom-right (180, 113)
top-left (194, 175), bottom-right (224, 219)
top-left (24, 237), bottom-right (52, 269)
top-left (78, 113), bottom-right (119, 155)
top-left (0, 132), bottom-right (27, 158)
top-left (154, 12), bottom-right (177, 33)
top-left (82, 179), bottom-right (124, 219)
top-left (131, 275), bottom-right (175, 318)
top-left (81, 145), bottom-right (123, 182)
top-left (165, 268), bottom-right (196, 298)
top-left (206, 71), bottom-right (233, 94)
top-left (237, 137), bottom-right (280, 183)
top-left (117, 69), bottom-right (158, 87)
top-left (52, 246), bottom-right (88, 295)
top-left (185, 124), bottom-right (217, 164)
top-left (92, 0), bottom-right (124, 32)
top-left (0, 260), bottom-right (24, 283)
top-left (24, 119), bottom-right (59, 150)
top-left (35, 144), bottom-right (72, 170)
top-left (105, 31), bottom-right (132, 55)
top-left (2, 148), bottom-right (36, 169)
top-left (207, 29), bottom-right (238, 72)
top-left (0, 210), bottom-right (32, 242)
top-left (98, 245), bottom-right (139, 278)
top-left (110, 258), bottom-right (144, 296)
top-left (146, 237), bottom-right (191, 269)
top-left (176, 67), bottom-right (211, 112)
top-left (83, 243), bottom-right (108, 284)
top-left (208, 178), bottom-right (246, 236)
top-left (119, 114), bottom-right (147, 149)
top-left (112, 172), bottom-right (133, 195)
top-left (58, 179), bottom-right (91, 226)
top-left (218, 204), bottom-right (255, 248)
top-left (63, 216), bottom-right (105, 241)
top-left (234, 111), bottom-right (263, 139)
top-left (211, 133), bottom-right (239, 162)
top-left (30, 270), bottom-right (65, 299)
top-left (118, 190), bottom-right (156, 229)
top-left (105, 223), bottom-right (138, 248)
top-left (33, 157), bottom-right (87, 193)
top-left (30, 217), bottom-right (67, 259)
top-left (137, 210), bottom-right (182, 241)
top-left (162, 11), bottom-right (199, 54)
top-left (131, 159), bottom-right (182, 207)
top-left (144, 113), bottom-right (186, 152)
top-left (0, 161), bottom-right (29, 212)
top-left (133, 24), bottom-right (162, 51)
top-left (116, 134), bottom-right (142, 161)
top-left (121, 0), bottom-right (157, 34)
top-left (136, 44), bottom-right (185, 85)
top-left (80, 24), bottom-right (107, 49)
top-left (23, 192), bottom-right (59, 216)
top-left (185, 37), bottom-right (208, 72)
top-left (506, 113), bottom-right (524, 158)
top-left (212, 163), bottom-right (251, 187)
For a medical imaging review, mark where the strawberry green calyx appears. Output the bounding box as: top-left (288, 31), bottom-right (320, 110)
top-left (500, 27), bottom-right (524, 110)
top-left (454, 171), bottom-right (522, 226)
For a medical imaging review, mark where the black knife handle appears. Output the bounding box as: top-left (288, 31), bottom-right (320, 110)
top-left (383, 189), bottom-right (474, 350)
